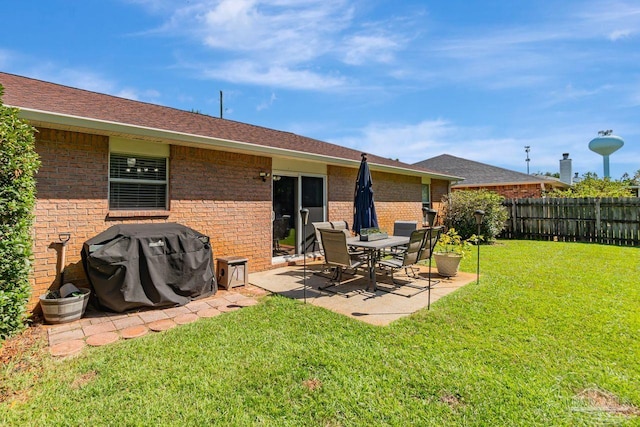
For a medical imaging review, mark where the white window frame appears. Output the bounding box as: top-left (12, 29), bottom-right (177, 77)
top-left (108, 138), bottom-right (170, 210)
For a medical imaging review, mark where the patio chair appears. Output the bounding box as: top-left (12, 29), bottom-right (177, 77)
top-left (312, 221), bottom-right (333, 252)
top-left (318, 228), bottom-right (367, 293)
top-left (273, 217), bottom-right (290, 254)
top-left (330, 220), bottom-right (351, 237)
top-left (387, 220), bottom-right (418, 255)
top-left (377, 228), bottom-right (434, 298)
top-left (393, 220), bottom-right (417, 237)
top-left (330, 220), bottom-right (364, 256)
top-left (311, 221), bottom-right (335, 276)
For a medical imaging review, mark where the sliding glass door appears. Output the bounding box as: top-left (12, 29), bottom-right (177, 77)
top-left (272, 174), bottom-right (325, 257)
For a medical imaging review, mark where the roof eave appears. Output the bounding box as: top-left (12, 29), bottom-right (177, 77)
top-left (16, 107), bottom-right (460, 181)
top-left (453, 180), bottom-right (570, 188)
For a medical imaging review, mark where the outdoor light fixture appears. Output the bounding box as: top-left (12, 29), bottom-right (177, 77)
top-left (474, 210), bottom-right (485, 284)
top-left (259, 171), bottom-right (271, 182)
top-left (422, 207), bottom-right (438, 227)
top-left (272, 175), bottom-right (282, 182)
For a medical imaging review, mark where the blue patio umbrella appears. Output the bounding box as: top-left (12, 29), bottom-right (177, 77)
top-left (353, 153), bottom-right (379, 235)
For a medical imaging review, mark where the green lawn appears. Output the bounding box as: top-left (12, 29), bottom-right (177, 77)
top-left (2, 240), bottom-right (639, 426)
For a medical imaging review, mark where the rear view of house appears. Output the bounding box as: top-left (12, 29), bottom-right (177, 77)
top-left (0, 72), bottom-right (459, 311)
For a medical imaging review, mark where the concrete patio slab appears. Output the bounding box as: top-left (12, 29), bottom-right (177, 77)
top-left (249, 263), bottom-right (476, 326)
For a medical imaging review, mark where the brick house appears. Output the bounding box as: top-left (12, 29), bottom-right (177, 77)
top-left (414, 154), bottom-right (568, 199)
top-left (1, 72), bottom-right (459, 310)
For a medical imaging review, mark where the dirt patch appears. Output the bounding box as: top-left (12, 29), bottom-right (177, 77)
top-left (302, 378), bottom-right (322, 391)
top-left (0, 323), bottom-right (47, 367)
top-left (70, 370), bottom-right (98, 389)
top-left (440, 392), bottom-right (464, 408)
top-left (576, 388), bottom-right (640, 417)
top-left (0, 323), bottom-right (47, 405)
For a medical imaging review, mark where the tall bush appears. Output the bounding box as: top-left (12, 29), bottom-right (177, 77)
top-left (440, 189), bottom-right (508, 241)
top-left (0, 85), bottom-right (39, 339)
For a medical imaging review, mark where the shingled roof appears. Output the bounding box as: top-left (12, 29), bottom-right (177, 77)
top-left (414, 154), bottom-right (566, 187)
top-left (0, 72), bottom-right (456, 179)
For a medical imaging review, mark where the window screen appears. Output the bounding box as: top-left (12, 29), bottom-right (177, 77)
top-left (109, 154), bottom-right (168, 209)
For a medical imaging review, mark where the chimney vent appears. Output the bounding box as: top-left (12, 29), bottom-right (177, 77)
top-left (559, 153), bottom-right (572, 184)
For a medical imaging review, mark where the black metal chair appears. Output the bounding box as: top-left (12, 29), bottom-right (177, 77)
top-left (377, 227), bottom-right (442, 304)
top-left (377, 228), bottom-right (426, 284)
top-left (318, 228), bottom-right (367, 294)
top-left (273, 217), bottom-right (290, 254)
top-left (386, 220), bottom-right (418, 256)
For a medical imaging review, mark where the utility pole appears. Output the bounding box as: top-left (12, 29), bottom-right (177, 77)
top-left (525, 146), bottom-right (531, 174)
top-left (219, 90), bottom-right (223, 119)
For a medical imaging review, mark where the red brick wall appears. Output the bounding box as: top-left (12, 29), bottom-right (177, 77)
top-left (327, 165), bottom-right (423, 233)
top-left (169, 146), bottom-right (272, 272)
top-left (430, 179), bottom-right (450, 224)
top-left (30, 128), bottom-right (271, 310)
top-left (33, 129), bottom-right (110, 309)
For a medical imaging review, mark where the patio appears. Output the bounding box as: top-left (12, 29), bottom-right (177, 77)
top-left (44, 261), bottom-right (475, 357)
top-left (249, 261), bottom-right (476, 326)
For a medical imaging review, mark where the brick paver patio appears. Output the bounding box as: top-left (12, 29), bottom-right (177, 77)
top-left (47, 285), bottom-right (267, 357)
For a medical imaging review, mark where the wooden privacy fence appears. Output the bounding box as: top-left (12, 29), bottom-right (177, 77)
top-left (501, 197), bottom-right (640, 246)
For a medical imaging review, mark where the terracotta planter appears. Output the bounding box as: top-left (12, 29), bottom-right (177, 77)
top-left (39, 288), bottom-right (90, 324)
top-left (434, 253), bottom-right (462, 277)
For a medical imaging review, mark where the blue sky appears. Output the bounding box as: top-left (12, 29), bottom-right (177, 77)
top-left (2, 0), bottom-right (639, 178)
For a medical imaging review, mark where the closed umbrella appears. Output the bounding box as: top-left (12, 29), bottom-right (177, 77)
top-left (353, 153), bottom-right (378, 235)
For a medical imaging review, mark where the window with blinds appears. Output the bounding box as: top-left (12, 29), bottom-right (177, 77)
top-left (109, 154), bottom-right (168, 210)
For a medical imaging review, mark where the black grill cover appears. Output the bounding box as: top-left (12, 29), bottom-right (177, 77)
top-left (81, 223), bottom-right (216, 312)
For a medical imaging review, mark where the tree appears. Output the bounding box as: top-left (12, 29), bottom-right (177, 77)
top-left (547, 173), bottom-right (633, 198)
top-left (0, 85), bottom-right (40, 339)
top-left (621, 170), bottom-right (640, 186)
top-left (440, 190), bottom-right (508, 241)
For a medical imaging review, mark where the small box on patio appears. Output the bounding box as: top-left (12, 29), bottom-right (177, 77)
top-left (217, 256), bottom-right (248, 289)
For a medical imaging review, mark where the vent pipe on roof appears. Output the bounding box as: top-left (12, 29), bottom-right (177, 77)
top-left (559, 153), bottom-right (572, 185)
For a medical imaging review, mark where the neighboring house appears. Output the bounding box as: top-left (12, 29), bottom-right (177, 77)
top-left (414, 154), bottom-right (569, 199)
top-left (1, 72), bottom-right (460, 310)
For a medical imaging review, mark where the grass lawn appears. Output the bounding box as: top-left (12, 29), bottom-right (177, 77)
top-left (1, 240), bottom-right (639, 426)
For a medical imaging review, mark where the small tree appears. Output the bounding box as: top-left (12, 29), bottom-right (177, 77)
top-left (0, 85), bottom-right (40, 339)
top-left (547, 172), bottom-right (633, 198)
top-left (440, 189), bottom-right (508, 241)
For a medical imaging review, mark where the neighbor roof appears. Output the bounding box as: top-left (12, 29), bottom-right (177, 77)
top-left (0, 72), bottom-right (459, 181)
top-left (414, 154), bottom-right (568, 187)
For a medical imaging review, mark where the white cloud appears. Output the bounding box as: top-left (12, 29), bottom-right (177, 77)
top-left (256, 92), bottom-right (277, 111)
top-left (341, 33), bottom-right (400, 65)
top-left (202, 60), bottom-right (347, 90)
top-left (162, 0), bottom-right (353, 64)
top-left (330, 118), bottom-right (637, 177)
top-left (609, 29), bottom-right (634, 40)
top-left (131, 0), bottom-right (415, 89)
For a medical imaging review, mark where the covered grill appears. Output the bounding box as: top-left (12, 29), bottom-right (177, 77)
top-left (81, 223), bottom-right (216, 312)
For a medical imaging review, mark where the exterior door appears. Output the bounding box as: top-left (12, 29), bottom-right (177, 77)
top-left (272, 176), bottom-right (297, 256)
top-left (300, 176), bottom-right (324, 254)
top-left (272, 174), bottom-right (325, 257)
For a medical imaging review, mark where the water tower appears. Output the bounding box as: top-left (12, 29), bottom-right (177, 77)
top-left (588, 130), bottom-right (624, 178)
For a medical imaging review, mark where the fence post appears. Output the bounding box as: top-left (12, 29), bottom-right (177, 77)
top-left (595, 198), bottom-right (601, 243)
top-left (511, 199), bottom-right (517, 238)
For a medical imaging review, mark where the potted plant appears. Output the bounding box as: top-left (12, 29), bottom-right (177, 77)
top-left (433, 227), bottom-right (474, 277)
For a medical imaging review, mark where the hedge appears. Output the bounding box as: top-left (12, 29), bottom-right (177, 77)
top-left (0, 85), bottom-right (40, 339)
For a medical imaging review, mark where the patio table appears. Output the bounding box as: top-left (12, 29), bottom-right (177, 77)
top-left (347, 235), bottom-right (410, 292)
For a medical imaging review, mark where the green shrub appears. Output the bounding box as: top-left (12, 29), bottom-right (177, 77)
top-left (0, 85), bottom-right (40, 339)
top-left (547, 172), bottom-right (633, 197)
top-left (440, 189), bottom-right (508, 241)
